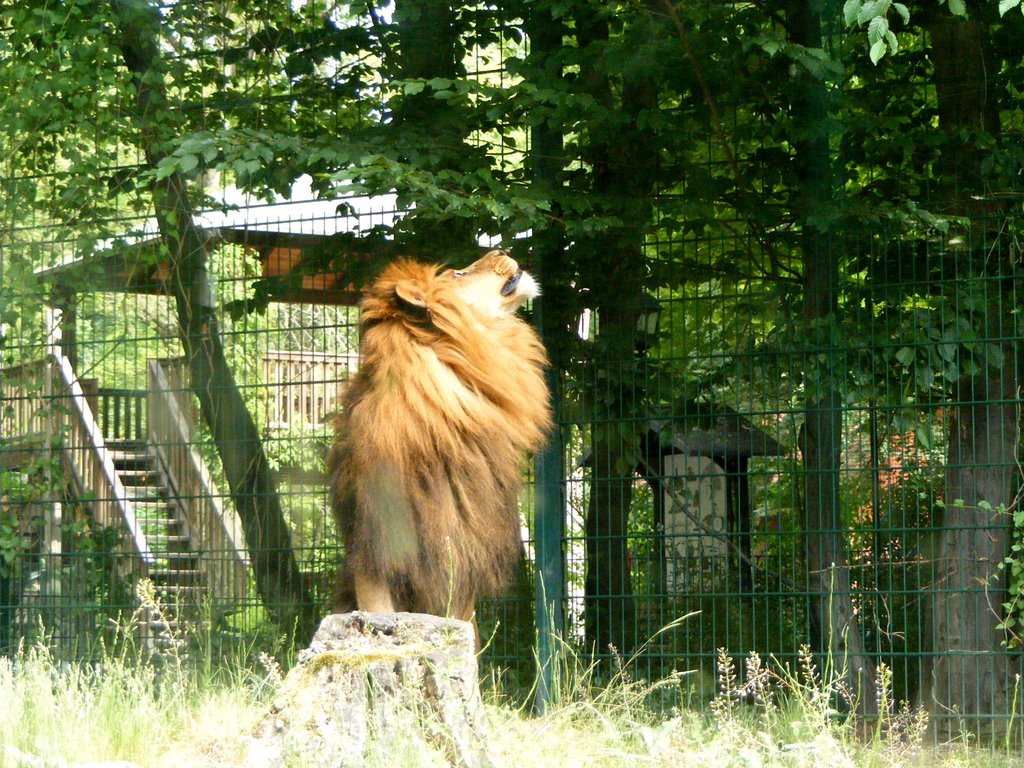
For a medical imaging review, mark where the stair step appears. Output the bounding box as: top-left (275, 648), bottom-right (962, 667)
top-left (134, 503), bottom-right (180, 518)
top-left (140, 523), bottom-right (185, 541)
top-left (86, 426), bottom-right (216, 656)
top-left (154, 561), bottom-right (201, 574)
top-left (152, 582), bottom-right (205, 595)
top-left (140, 517), bottom-right (181, 528)
top-left (134, 498), bottom-right (176, 510)
top-left (107, 439), bottom-right (147, 452)
top-left (151, 587), bottom-right (206, 609)
top-left (149, 573), bottom-right (204, 589)
top-left (110, 454), bottom-right (152, 472)
top-left (150, 563), bottom-right (203, 574)
top-left (104, 438), bottom-right (209, 646)
top-left (146, 533), bottom-right (191, 547)
top-left (149, 618), bottom-right (194, 634)
top-left (124, 488), bottom-right (164, 502)
top-left (119, 469), bottom-right (161, 485)
top-left (157, 550), bottom-right (199, 561)
top-left (107, 438), bottom-right (145, 447)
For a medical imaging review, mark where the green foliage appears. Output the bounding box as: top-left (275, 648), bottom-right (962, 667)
top-left (842, 0), bottom-right (990, 64)
top-left (0, 471), bottom-right (31, 572)
top-left (3, 0), bottom-right (1016, 425)
top-left (998, 505), bottom-right (1024, 647)
top-left (843, 0), bottom-right (908, 63)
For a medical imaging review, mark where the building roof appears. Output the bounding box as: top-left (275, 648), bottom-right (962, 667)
top-left (649, 403), bottom-right (787, 460)
top-left (36, 178), bottom-right (400, 306)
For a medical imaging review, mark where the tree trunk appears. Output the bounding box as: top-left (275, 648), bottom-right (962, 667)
top-left (922, 7), bottom-right (1019, 738)
top-left (924, 6), bottom-right (1000, 214)
top-left (585, 400), bottom-right (639, 658)
top-left (931, 369), bottom-right (1018, 739)
top-left (575, 13), bottom-right (659, 661)
top-left (109, 0), bottom-right (314, 639)
top-left (790, 0), bottom-right (878, 716)
top-left (251, 612), bottom-right (494, 768)
top-left (391, 0), bottom-right (477, 258)
top-left (800, 241), bottom-right (878, 718)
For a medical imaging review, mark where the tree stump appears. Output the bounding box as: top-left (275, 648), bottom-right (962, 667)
top-left (247, 612), bottom-right (495, 768)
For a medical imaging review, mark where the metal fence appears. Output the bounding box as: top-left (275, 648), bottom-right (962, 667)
top-left (3, 202), bottom-right (1021, 727)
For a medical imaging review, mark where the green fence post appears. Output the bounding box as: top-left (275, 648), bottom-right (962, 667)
top-left (533, 348), bottom-right (564, 715)
top-left (525, 1), bottom-right (568, 717)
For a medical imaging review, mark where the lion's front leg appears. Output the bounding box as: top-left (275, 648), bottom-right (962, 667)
top-left (354, 571), bottom-right (396, 613)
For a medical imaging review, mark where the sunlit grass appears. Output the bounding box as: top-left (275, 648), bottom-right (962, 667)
top-left (1, 603), bottom-right (1022, 768)
top-left (0, 642), bottom-right (270, 767)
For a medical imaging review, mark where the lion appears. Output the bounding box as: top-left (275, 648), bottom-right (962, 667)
top-left (327, 249), bottom-right (552, 623)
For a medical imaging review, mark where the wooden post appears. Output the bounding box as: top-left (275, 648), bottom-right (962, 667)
top-left (42, 309), bottom-right (63, 606)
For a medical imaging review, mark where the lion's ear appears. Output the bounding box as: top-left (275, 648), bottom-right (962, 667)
top-left (394, 280), bottom-right (430, 316)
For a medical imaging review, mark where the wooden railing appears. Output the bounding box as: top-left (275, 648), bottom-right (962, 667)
top-left (263, 350), bottom-right (359, 429)
top-left (147, 359), bottom-right (249, 601)
top-left (50, 354), bottom-right (153, 576)
top-left (93, 388), bottom-right (146, 442)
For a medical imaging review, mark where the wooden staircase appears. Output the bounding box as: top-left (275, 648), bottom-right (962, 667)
top-left (108, 439), bottom-right (206, 651)
top-left (4, 354), bottom-right (250, 655)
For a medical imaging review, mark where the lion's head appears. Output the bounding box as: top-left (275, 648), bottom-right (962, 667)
top-left (329, 250), bottom-right (551, 621)
top-left (437, 249), bottom-right (540, 315)
top-left (363, 249), bottom-right (539, 328)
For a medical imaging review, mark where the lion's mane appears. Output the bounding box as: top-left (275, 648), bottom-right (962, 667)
top-left (328, 257), bottom-right (551, 618)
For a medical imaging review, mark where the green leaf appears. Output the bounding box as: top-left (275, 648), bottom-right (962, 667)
top-left (178, 153), bottom-right (198, 174)
top-left (843, 0), bottom-right (863, 26)
top-left (869, 39), bottom-right (887, 64)
top-left (893, 2), bottom-right (910, 23)
top-left (154, 158), bottom-right (178, 180)
top-left (857, 0), bottom-right (880, 25)
top-left (867, 16), bottom-right (889, 44)
top-left (947, 0), bottom-right (967, 16)
top-left (895, 346), bottom-right (915, 365)
top-left (998, 0), bottom-right (1021, 15)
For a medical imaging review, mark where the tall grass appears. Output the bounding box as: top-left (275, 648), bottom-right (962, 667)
top-left (0, 641), bottom-right (272, 767)
top-left (480, 641), bottom-right (1024, 768)
top-left (0, 582), bottom-right (275, 768)
top-left (1, 599), bottom-right (1021, 768)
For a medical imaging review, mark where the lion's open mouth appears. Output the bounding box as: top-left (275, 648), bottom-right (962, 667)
top-left (500, 269), bottom-right (523, 297)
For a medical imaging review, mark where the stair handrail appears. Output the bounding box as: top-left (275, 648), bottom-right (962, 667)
top-left (50, 352), bottom-right (153, 574)
top-left (147, 358), bottom-right (250, 602)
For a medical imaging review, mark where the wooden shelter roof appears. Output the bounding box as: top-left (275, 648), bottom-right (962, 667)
top-left (37, 227), bottom-right (378, 306)
top-left (580, 404), bottom-right (786, 473)
top-left (36, 183), bottom-right (401, 306)
top-left (648, 404), bottom-right (787, 461)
